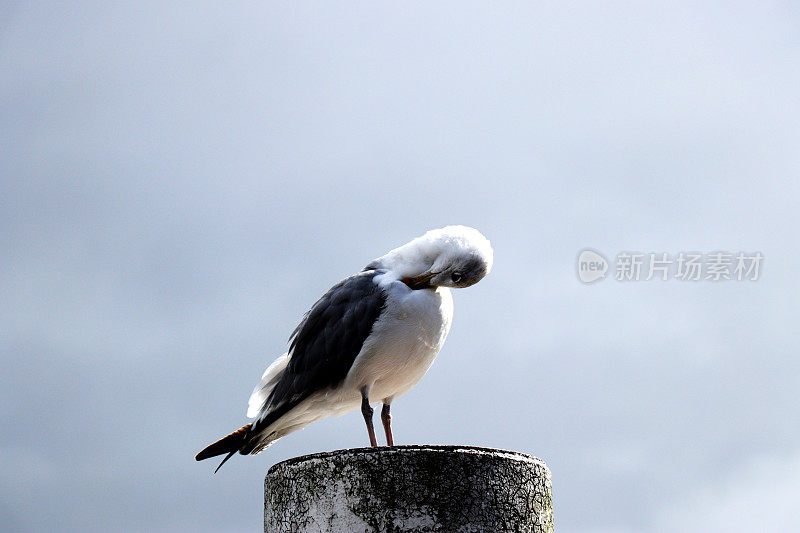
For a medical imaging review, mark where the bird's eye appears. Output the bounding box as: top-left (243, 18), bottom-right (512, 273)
top-left (451, 271), bottom-right (463, 283)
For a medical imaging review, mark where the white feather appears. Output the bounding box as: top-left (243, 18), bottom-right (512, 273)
top-left (246, 353), bottom-right (289, 418)
top-left (372, 225), bottom-right (494, 279)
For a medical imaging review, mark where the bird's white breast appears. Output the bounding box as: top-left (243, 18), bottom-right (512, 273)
top-left (345, 278), bottom-right (454, 403)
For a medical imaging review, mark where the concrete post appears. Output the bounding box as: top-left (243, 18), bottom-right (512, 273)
top-left (264, 445), bottom-right (553, 532)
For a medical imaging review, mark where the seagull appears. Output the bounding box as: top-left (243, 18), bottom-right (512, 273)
top-left (195, 225), bottom-right (493, 472)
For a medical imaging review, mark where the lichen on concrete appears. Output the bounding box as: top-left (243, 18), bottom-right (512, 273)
top-left (264, 445), bottom-right (553, 533)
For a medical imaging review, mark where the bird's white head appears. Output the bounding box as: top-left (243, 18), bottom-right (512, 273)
top-left (369, 225), bottom-right (493, 290)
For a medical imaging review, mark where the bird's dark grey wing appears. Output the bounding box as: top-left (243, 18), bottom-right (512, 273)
top-left (284, 269), bottom-right (387, 392)
top-left (243, 269), bottom-right (387, 450)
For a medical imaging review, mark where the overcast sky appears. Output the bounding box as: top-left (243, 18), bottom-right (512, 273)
top-left (2, 2), bottom-right (799, 532)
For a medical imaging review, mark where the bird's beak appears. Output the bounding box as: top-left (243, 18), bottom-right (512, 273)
top-left (403, 271), bottom-right (437, 290)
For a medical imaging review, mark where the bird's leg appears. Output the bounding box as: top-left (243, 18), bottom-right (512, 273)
top-left (360, 387), bottom-right (378, 447)
top-left (381, 403), bottom-right (394, 446)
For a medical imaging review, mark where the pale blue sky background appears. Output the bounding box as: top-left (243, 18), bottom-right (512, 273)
top-left (2, 2), bottom-right (799, 532)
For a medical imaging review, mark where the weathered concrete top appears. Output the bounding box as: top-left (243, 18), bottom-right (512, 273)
top-left (264, 445), bottom-right (553, 533)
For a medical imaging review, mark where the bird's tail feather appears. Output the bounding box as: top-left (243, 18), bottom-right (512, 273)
top-left (195, 423), bottom-right (252, 465)
top-left (213, 450), bottom-right (237, 474)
